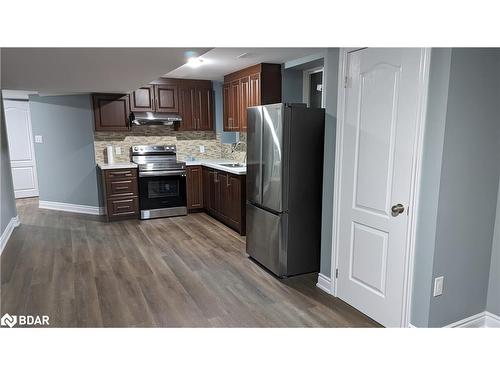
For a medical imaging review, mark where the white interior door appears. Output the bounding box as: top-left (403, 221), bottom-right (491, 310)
top-left (336, 48), bottom-right (424, 327)
top-left (3, 100), bottom-right (39, 198)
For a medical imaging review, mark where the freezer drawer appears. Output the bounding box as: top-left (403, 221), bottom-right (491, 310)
top-left (246, 203), bottom-right (288, 277)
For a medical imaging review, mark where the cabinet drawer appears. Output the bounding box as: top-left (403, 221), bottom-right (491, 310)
top-left (107, 197), bottom-right (139, 218)
top-left (106, 178), bottom-right (138, 198)
top-left (105, 168), bottom-right (137, 180)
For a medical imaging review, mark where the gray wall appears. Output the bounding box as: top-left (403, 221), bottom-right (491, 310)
top-left (319, 49), bottom-right (339, 277)
top-left (428, 48), bottom-right (500, 327)
top-left (29, 94), bottom-right (101, 207)
top-left (487, 49), bottom-right (500, 316)
top-left (1, 92), bottom-right (18, 235)
top-left (487, 182), bottom-right (500, 316)
top-left (282, 68), bottom-right (303, 103)
top-left (412, 48), bottom-right (500, 327)
top-left (411, 49), bottom-right (452, 327)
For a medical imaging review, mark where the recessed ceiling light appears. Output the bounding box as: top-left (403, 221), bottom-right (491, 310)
top-left (237, 52), bottom-right (254, 59)
top-left (187, 57), bottom-right (204, 68)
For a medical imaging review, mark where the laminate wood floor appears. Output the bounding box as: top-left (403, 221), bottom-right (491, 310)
top-left (1, 198), bottom-right (380, 327)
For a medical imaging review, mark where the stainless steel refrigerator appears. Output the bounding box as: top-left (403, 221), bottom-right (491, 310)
top-left (246, 103), bottom-right (325, 277)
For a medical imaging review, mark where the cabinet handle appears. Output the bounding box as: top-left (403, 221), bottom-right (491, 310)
top-left (116, 205), bottom-right (130, 210)
top-left (114, 186), bottom-right (129, 190)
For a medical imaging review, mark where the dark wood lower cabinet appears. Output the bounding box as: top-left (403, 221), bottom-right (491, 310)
top-left (100, 168), bottom-right (139, 221)
top-left (186, 166), bottom-right (203, 211)
top-left (186, 166), bottom-right (245, 234)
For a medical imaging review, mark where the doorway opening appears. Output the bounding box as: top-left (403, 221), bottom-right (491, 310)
top-left (303, 67), bottom-right (324, 108)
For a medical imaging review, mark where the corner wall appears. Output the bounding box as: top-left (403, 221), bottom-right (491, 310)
top-left (0, 91), bottom-right (18, 236)
top-left (319, 49), bottom-right (339, 277)
top-left (411, 48), bottom-right (452, 327)
top-left (29, 94), bottom-right (101, 208)
top-left (412, 48), bottom-right (500, 327)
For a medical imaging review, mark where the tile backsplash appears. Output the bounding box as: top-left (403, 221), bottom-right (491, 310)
top-left (94, 126), bottom-right (246, 164)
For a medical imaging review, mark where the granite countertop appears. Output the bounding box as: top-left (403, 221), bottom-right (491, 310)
top-left (185, 159), bottom-right (246, 175)
top-left (97, 162), bottom-right (138, 170)
top-left (97, 160), bottom-right (245, 175)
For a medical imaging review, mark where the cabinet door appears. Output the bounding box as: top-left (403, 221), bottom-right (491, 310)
top-left (223, 83), bottom-right (231, 131)
top-left (226, 175), bottom-right (242, 228)
top-left (178, 85), bottom-right (196, 130)
top-left (197, 87), bottom-right (214, 130)
top-left (230, 81), bottom-right (240, 131)
top-left (93, 93), bottom-right (130, 132)
top-left (218, 172), bottom-right (229, 218)
top-left (130, 86), bottom-right (155, 112)
top-left (239, 77), bottom-right (250, 132)
top-left (187, 166), bottom-right (203, 209)
top-left (155, 84), bottom-right (179, 113)
top-left (249, 73), bottom-right (261, 107)
top-left (208, 170), bottom-right (220, 213)
top-left (202, 167), bottom-right (211, 212)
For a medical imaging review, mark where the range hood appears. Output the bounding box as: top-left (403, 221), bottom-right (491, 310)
top-left (131, 112), bottom-right (182, 125)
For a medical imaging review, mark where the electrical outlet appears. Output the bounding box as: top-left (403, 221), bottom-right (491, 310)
top-left (34, 135), bottom-right (43, 143)
top-left (115, 146), bottom-right (121, 155)
top-left (199, 145), bottom-right (205, 153)
top-left (433, 276), bottom-right (444, 296)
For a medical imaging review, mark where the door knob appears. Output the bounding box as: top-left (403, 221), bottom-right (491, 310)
top-left (391, 204), bottom-right (405, 217)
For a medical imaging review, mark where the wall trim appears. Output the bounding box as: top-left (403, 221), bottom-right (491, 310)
top-left (316, 273), bottom-right (333, 294)
top-left (39, 200), bottom-right (104, 215)
top-left (330, 48), bottom-right (431, 328)
top-left (484, 312), bottom-right (500, 328)
top-left (444, 311), bottom-right (500, 328)
top-left (0, 216), bottom-right (20, 255)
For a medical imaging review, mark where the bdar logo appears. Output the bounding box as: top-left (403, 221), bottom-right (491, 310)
top-left (1, 313), bottom-right (17, 328)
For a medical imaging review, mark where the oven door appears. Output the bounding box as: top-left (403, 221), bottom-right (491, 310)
top-left (138, 170), bottom-right (187, 212)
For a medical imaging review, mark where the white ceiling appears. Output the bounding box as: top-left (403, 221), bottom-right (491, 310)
top-left (1, 48), bottom-right (211, 94)
top-left (165, 48), bottom-right (325, 81)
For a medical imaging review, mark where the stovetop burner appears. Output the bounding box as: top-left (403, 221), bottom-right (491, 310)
top-left (131, 144), bottom-right (185, 171)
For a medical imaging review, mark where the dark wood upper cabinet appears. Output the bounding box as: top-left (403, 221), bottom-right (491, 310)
top-left (223, 81), bottom-right (240, 132)
top-left (130, 85), bottom-right (155, 112)
top-left (223, 63), bottom-right (281, 132)
top-left (239, 77), bottom-right (250, 132)
top-left (249, 73), bottom-right (261, 107)
top-left (95, 78), bottom-right (213, 132)
top-left (176, 80), bottom-right (214, 131)
top-left (178, 85), bottom-right (195, 131)
top-left (155, 84), bottom-right (179, 113)
top-left (197, 86), bottom-right (214, 130)
top-left (93, 93), bottom-right (131, 132)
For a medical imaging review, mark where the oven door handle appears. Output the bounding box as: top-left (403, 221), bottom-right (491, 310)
top-left (139, 170), bottom-right (186, 177)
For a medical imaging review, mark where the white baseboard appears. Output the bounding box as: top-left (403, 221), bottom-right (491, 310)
top-left (484, 312), bottom-right (500, 328)
top-left (0, 216), bottom-right (20, 255)
top-left (316, 273), bottom-right (333, 294)
top-left (39, 200), bottom-right (104, 215)
top-left (445, 311), bottom-right (500, 328)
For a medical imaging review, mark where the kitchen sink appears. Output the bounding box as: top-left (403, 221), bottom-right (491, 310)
top-left (219, 163), bottom-right (245, 168)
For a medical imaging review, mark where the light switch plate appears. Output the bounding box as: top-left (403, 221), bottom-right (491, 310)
top-left (199, 145), bottom-right (205, 153)
top-left (34, 135), bottom-right (43, 143)
top-left (434, 276), bottom-right (444, 296)
top-left (115, 146), bottom-right (121, 155)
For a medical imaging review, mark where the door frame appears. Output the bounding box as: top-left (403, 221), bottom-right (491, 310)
top-left (302, 66), bottom-right (325, 108)
top-left (329, 48), bottom-right (431, 327)
top-left (3, 99), bottom-right (40, 198)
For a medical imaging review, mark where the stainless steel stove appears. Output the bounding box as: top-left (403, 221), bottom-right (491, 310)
top-left (132, 145), bottom-right (187, 219)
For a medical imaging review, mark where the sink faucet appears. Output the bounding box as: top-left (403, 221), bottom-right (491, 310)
top-left (231, 141), bottom-right (247, 164)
